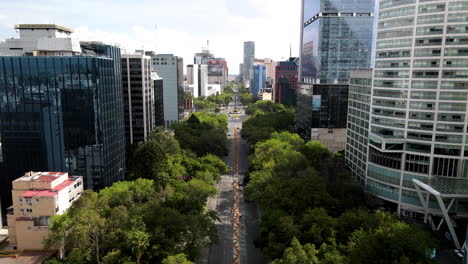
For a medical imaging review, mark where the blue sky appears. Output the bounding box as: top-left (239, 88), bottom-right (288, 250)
top-left (0, 0), bottom-right (301, 74)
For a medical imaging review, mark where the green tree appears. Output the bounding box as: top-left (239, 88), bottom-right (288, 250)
top-left (127, 230), bottom-right (149, 264)
top-left (162, 254), bottom-right (194, 264)
top-left (270, 237), bottom-right (320, 264)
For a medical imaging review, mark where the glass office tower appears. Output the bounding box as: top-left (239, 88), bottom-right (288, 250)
top-left (0, 44), bottom-right (126, 207)
top-left (251, 65), bottom-right (266, 100)
top-left (297, 0), bottom-right (375, 147)
top-left (300, 0), bottom-right (375, 84)
top-left (366, 0), bottom-right (468, 215)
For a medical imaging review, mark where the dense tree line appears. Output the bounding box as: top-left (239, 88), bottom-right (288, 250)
top-left (236, 83), bottom-right (253, 106)
top-left (44, 128), bottom-right (229, 264)
top-left (241, 100), bottom-right (295, 146)
top-left (193, 84), bottom-right (233, 112)
top-left (174, 112), bottom-right (229, 157)
top-left (242, 101), bottom-right (436, 264)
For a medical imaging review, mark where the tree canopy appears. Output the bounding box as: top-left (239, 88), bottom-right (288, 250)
top-left (241, 101), bottom-right (296, 147)
top-left (240, 101), bottom-right (436, 264)
top-left (45, 127), bottom-right (229, 264)
top-left (174, 112), bottom-right (229, 157)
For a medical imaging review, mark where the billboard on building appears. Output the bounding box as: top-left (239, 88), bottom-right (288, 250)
top-left (208, 60), bottom-right (223, 76)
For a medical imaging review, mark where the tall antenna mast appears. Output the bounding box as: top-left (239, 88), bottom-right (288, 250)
top-left (290, 43), bottom-right (292, 58)
top-left (154, 24), bottom-right (158, 53)
top-left (207, 40), bottom-right (210, 53)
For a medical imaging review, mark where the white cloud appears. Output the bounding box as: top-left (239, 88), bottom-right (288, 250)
top-left (0, 0), bottom-right (301, 74)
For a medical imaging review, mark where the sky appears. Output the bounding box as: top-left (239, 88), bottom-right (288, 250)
top-left (0, 0), bottom-right (301, 75)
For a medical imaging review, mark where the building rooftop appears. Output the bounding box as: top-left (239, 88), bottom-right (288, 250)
top-left (14, 172), bottom-right (68, 183)
top-left (14, 24), bottom-right (73, 33)
top-left (18, 176), bottom-right (79, 198)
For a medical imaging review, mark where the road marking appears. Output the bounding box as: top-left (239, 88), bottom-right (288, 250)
top-left (232, 125), bottom-right (241, 264)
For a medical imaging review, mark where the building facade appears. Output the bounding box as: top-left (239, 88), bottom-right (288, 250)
top-left (0, 24), bottom-right (81, 56)
top-left (300, 0), bottom-right (375, 84)
top-left (153, 72), bottom-right (165, 127)
top-left (7, 171), bottom-right (83, 250)
top-left (365, 0), bottom-right (468, 215)
top-left (122, 54), bottom-right (155, 144)
top-left (251, 65), bottom-right (266, 100)
top-left (275, 58), bottom-right (299, 106)
top-left (0, 26), bottom-right (126, 209)
top-left (151, 54), bottom-right (184, 127)
top-left (297, 0), bottom-right (375, 149)
top-left (186, 49), bottom-right (227, 98)
top-left (243, 41), bottom-right (255, 88)
top-left (297, 83), bottom-right (349, 152)
top-left (345, 70), bottom-right (372, 186)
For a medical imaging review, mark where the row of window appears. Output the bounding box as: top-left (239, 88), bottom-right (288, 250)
top-left (377, 36), bottom-right (468, 49)
top-left (379, 2), bottom-right (468, 16)
top-left (375, 70), bottom-right (468, 79)
top-left (374, 80), bottom-right (468, 90)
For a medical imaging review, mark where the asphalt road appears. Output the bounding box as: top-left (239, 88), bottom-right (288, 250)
top-left (199, 95), bottom-right (264, 264)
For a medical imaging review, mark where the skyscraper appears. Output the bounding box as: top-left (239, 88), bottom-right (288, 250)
top-left (296, 0), bottom-right (375, 149)
top-left (275, 58), bottom-right (299, 106)
top-left (151, 54), bottom-right (184, 128)
top-left (122, 53), bottom-right (155, 144)
top-left (299, 0), bottom-right (375, 84)
top-left (363, 0), bottom-right (468, 215)
top-left (243, 41), bottom-right (255, 88)
top-left (343, 1), bottom-right (468, 248)
top-left (0, 25), bottom-right (126, 209)
top-left (251, 65), bottom-right (266, 100)
top-left (345, 69), bottom-right (372, 186)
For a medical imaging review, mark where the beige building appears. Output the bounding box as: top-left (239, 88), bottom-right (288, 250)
top-left (7, 172), bottom-right (83, 250)
top-left (311, 128), bottom-right (347, 153)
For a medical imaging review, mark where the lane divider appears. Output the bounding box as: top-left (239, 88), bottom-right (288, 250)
top-left (232, 126), bottom-right (240, 264)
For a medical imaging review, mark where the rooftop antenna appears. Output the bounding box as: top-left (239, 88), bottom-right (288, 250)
top-left (207, 40), bottom-right (209, 53)
top-left (154, 24), bottom-right (158, 53)
top-left (290, 43), bottom-right (292, 59)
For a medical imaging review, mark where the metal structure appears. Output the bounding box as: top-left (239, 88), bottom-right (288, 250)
top-left (413, 178), bottom-right (468, 249)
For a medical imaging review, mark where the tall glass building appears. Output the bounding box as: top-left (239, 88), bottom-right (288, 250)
top-left (297, 0), bottom-right (375, 149)
top-left (300, 0), bottom-right (375, 84)
top-left (243, 41), bottom-right (255, 88)
top-left (365, 0), bottom-right (468, 218)
top-left (251, 65), bottom-right (266, 100)
top-left (0, 42), bottom-right (126, 208)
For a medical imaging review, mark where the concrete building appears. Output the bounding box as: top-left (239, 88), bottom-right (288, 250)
top-left (251, 65), bottom-right (266, 100)
top-left (151, 54), bottom-right (184, 128)
top-left (0, 25), bottom-right (126, 210)
top-left (341, 0), bottom-right (468, 250)
top-left (345, 70), bottom-right (372, 186)
top-left (0, 24), bottom-right (80, 56)
top-left (259, 88), bottom-right (273, 101)
top-left (275, 58), bottom-right (299, 106)
top-left (296, 0), bottom-right (375, 149)
top-left (361, 0), bottom-right (468, 226)
top-left (122, 53), bottom-right (155, 144)
top-left (238, 63), bottom-right (243, 83)
top-left (243, 41), bottom-right (255, 88)
top-left (186, 49), bottom-right (226, 98)
top-left (7, 171), bottom-right (83, 250)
